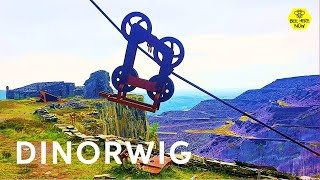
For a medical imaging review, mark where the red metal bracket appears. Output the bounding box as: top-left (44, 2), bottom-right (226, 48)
top-left (99, 92), bottom-right (160, 113)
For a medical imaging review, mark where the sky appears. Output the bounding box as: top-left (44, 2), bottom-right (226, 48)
top-left (0, 0), bottom-right (319, 93)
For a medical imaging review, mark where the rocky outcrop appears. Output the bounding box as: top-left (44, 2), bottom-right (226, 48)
top-left (84, 70), bottom-right (113, 99)
top-left (6, 81), bottom-right (75, 99)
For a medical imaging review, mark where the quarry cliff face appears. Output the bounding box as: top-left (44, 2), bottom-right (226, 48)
top-left (101, 97), bottom-right (148, 139)
top-left (5, 70), bottom-right (114, 99)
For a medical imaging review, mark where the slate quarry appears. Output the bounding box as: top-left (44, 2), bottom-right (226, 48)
top-left (149, 75), bottom-right (320, 176)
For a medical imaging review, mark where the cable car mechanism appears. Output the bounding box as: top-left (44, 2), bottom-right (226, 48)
top-left (99, 12), bottom-right (185, 113)
top-left (89, 0), bottom-right (319, 157)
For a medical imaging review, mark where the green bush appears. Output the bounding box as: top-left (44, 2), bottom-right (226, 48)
top-left (2, 151), bottom-right (12, 159)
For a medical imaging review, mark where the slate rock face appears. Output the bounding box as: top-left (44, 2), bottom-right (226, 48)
top-left (84, 70), bottom-right (113, 98)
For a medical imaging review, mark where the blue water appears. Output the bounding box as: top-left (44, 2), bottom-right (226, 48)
top-left (145, 94), bottom-right (207, 115)
top-left (135, 89), bottom-right (245, 115)
top-left (0, 90), bottom-right (6, 100)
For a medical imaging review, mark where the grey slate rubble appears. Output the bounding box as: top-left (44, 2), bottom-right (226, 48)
top-left (62, 99), bottom-right (89, 109)
top-left (34, 108), bottom-right (58, 122)
top-left (34, 108), bottom-right (49, 116)
top-left (47, 103), bottom-right (62, 109)
top-left (48, 100), bottom-right (89, 110)
top-left (42, 114), bottom-right (58, 122)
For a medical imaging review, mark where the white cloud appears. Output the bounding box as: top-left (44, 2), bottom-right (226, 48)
top-left (1, 26), bottom-right (318, 91)
top-left (0, 0), bottom-right (318, 91)
top-left (171, 27), bottom-right (319, 89)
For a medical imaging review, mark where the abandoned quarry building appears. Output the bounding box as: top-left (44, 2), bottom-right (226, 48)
top-left (5, 70), bottom-right (113, 100)
top-left (6, 81), bottom-right (77, 99)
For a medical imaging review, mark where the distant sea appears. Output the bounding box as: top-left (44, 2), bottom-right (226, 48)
top-left (135, 89), bottom-right (246, 115)
top-left (0, 90), bottom-right (5, 100)
top-left (0, 88), bottom-right (246, 111)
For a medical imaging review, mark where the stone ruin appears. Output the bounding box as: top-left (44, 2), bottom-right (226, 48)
top-left (6, 82), bottom-right (75, 99)
top-left (5, 70), bottom-right (113, 100)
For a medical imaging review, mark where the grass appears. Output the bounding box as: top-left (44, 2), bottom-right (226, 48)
top-left (0, 118), bottom-right (66, 142)
top-left (185, 121), bottom-right (242, 137)
top-left (0, 98), bottom-right (237, 179)
top-left (0, 98), bottom-right (43, 121)
top-left (277, 100), bottom-right (289, 107)
top-left (239, 115), bottom-right (249, 122)
top-left (185, 121), bottom-right (254, 139)
top-left (105, 163), bottom-right (233, 179)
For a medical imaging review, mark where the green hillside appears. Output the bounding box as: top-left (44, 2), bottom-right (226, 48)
top-left (0, 98), bottom-right (235, 179)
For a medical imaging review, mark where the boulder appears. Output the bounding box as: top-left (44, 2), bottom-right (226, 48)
top-left (66, 125), bottom-right (75, 130)
top-left (34, 108), bottom-right (49, 115)
top-left (45, 116), bottom-right (58, 123)
top-left (84, 70), bottom-right (113, 99)
top-left (39, 113), bottom-right (58, 122)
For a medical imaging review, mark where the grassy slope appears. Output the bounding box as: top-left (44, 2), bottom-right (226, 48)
top-left (0, 98), bottom-right (235, 179)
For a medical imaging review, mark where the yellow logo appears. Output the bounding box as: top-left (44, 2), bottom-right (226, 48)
top-left (288, 8), bottom-right (312, 30)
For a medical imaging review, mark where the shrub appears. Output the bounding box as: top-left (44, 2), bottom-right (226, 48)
top-left (2, 151), bottom-right (12, 159)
